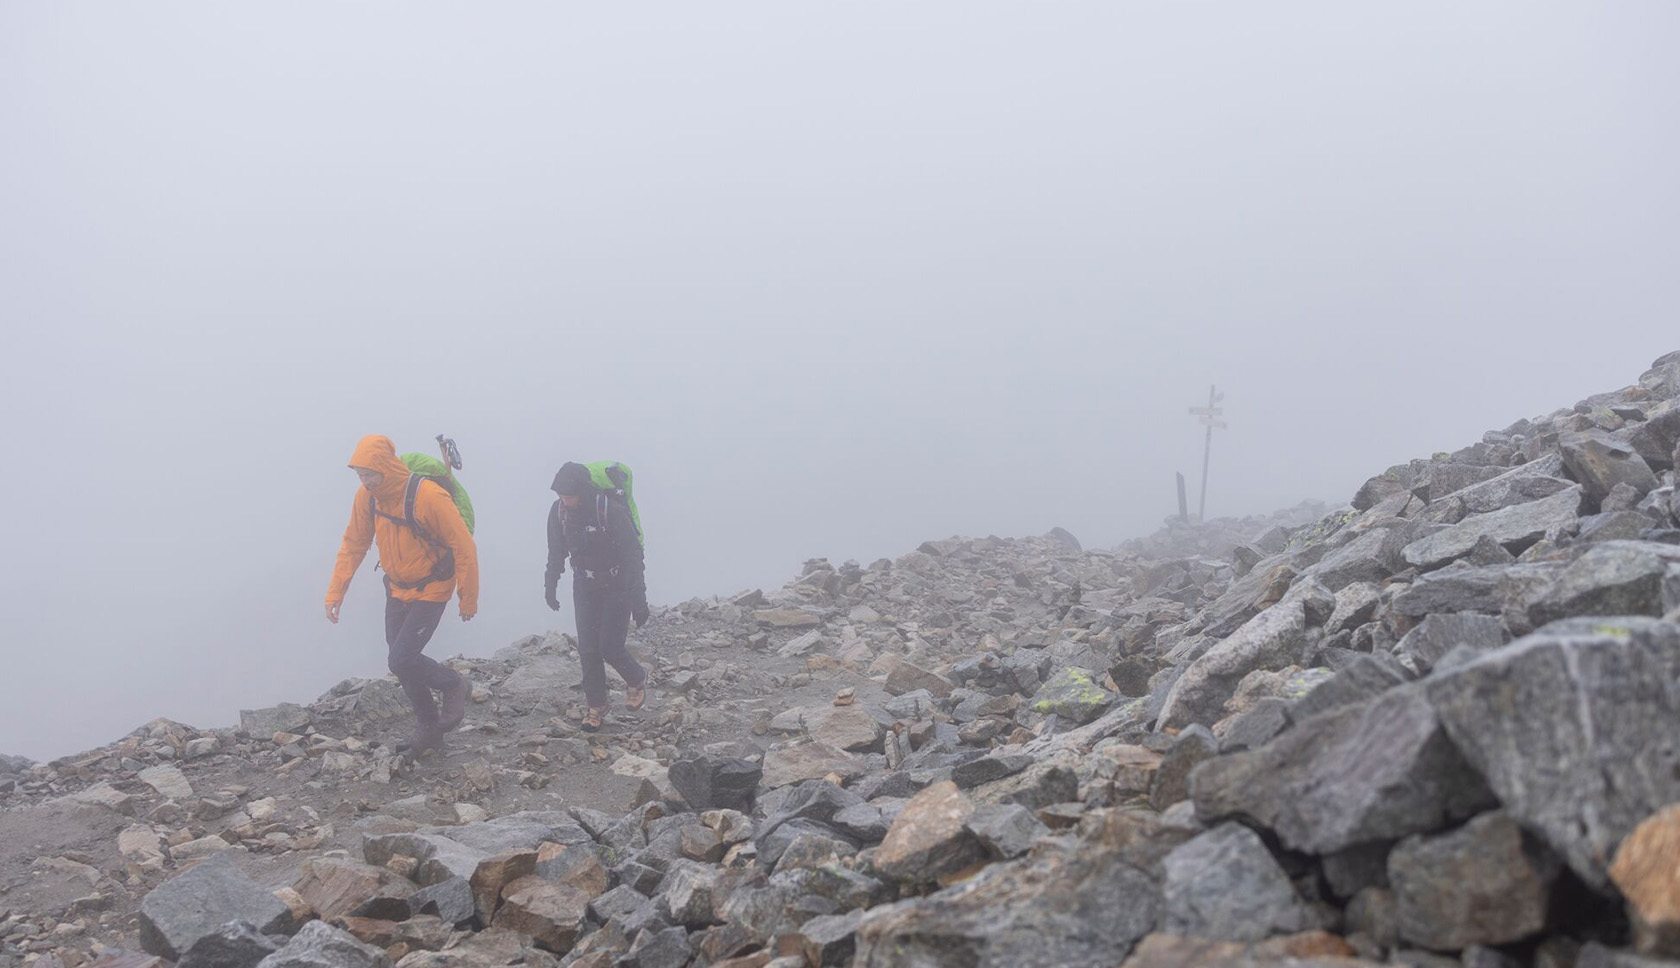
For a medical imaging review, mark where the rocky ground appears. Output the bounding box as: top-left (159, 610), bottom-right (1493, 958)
top-left (7, 351), bottom-right (1680, 968)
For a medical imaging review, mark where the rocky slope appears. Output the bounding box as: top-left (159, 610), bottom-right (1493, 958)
top-left (7, 351), bottom-right (1680, 968)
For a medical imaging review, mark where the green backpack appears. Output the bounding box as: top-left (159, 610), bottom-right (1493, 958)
top-left (398, 452), bottom-right (476, 534)
top-left (585, 460), bottom-right (643, 546)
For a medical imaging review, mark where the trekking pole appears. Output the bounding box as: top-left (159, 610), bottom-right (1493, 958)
top-left (437, 435), bottom-right (463, 471)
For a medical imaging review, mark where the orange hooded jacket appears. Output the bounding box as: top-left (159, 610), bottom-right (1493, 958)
top-left (326, 435), bottom-right (479, 616)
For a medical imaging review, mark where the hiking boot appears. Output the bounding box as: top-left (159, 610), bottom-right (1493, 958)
top-left (580, 706), bottom-right (606, 733)
top-left (396, 724), bottom-right (445, 756)
top-left (439, 673), bottom-right (469, 732)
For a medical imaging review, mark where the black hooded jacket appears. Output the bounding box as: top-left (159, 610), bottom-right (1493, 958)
top-left (545, 488), bottom-right (647, 605)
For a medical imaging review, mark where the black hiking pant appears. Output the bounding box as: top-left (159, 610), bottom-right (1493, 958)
top-left (574, 584), bottom-right (645, 709)
top-left (384, 595), bottom-right (459, 730)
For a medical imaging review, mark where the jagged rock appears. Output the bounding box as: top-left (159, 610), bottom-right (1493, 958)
top-left (854, 840), bottom-right (1160, 967)
top-left (1156, 583), bottom-right (1315, 730)
top-left (1119, 932), bottom-right (1374, 968)
top-left (350, 679), bottom-right (409, 722)
top-left (1030, 667), bottom-right (1116, 724)
top-left (175, 920), bottom-right (282, 968)
top-left (138, 765), bottom-right (194, 801)
top-left (239, 703), bottom-right (310, 737)
top-left (668, 753), bottom-right (762, 812)
top-left (1389, 561), bottom-right (1564, 634)
top-left (1161, 823), bottom-right (1310, 942)
top-left (1192, 684), bottom-right (1495, 854)
top-left (769, 704), bottom-right (883, 752)
top-left (761, 741), bottom-right (865, 789)
top-left (493, 877), bottom-right (590, 953)
top-left (1528, 541), bottom-right (1680, 626)
top-left (139, 854), bottom-right (293, 960)
top-left (1561, 430), bottom-right (1661, 505)
top-left (1215, 697), bottom-right (1291, 752)
top-left (1301, 527), bottom-right (1407, 592)
top-left (253, 921), bottom-right (387, 968)
top-left (658, 860), bottom-right (721, 927)
top-left (1426, 617), bottom-right (1680, 888)
top-left (1201, 562), bottom-right (1297, 639)
top-left (873, 781), bottom-right (985, 884)
top-left (409, 877), bottom-right (475, 927)
top-left (1401, 486), bottom-right (1583, 570)
top-left (1453, 454), bottom-right (1572, 514)
top-left (468, 849), bottom-right (537, 924)
top-left (884, 661), bottom-right (955, 698)
top-left (1287, 654), bottom-right (1408, 723)
top-left (1579, 510), bottom-right (1658, 544)
top-left (1392, 612), bottom-right (1505, 674)
top-left (968, 751), bottom-right (1081, 810)
top-left (1388, 811), bottom-right (1559, 950)
top-left (1326, 582), bottom-right (1381, 636)
top-left (1611, 803), bottom-right (1680, 958)
top-left (1149, 725), bottom-right (1219, 810)
top-left (965, 802), bottom-right (1049, 859)
top-left (588, 884), bottom-right (650, 925)
top-left (293, 856), bottom-right (416, 922)
top-left (755, 608), bottom-right (820, 628)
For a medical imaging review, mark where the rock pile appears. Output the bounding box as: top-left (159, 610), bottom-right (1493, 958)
top-left (8, 351), bottom-right (1680, 967)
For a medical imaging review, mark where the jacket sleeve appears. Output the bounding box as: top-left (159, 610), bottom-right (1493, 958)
top-left (327, 490), bottom-right (375, 605)
top-left (417, 482), bottom-right (479, 616)
top-left (608, 499), bottom-right (647, 605)
top-left (545, 501), bottom-right (568, 591)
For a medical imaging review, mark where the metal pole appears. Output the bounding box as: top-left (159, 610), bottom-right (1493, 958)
top-left (1198, 423), bottom-right (1212, 522)
top-left (1176, 472), bottom-right (1189, 523)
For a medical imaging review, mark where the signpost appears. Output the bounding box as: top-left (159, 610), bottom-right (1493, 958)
top-left (1188, 385), bottom-right (1227, 522)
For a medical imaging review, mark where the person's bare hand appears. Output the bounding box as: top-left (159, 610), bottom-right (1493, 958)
top-left (460, 610), bottom-right (475, 623)
top-left (326, 601), bottom-right (341, 624)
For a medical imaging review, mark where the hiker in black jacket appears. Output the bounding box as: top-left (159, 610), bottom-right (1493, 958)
top-left (545, 462), bottom-right (649, 731)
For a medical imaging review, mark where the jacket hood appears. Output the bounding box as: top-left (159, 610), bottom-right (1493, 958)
top-left (349, 434), bottom-right (412, 502)
top-left (551, 461), bottom-right (596, 497)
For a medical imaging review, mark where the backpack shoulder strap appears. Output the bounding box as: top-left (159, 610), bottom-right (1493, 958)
top-left (403, 474), bottom-right (424, 527)
top-left (596, 492), bottom-right (611, 532)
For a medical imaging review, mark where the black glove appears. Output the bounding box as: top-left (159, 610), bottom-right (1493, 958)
top-left (545, 583), bottom-right (560, 611)
top-left (632, 600), bottom-right (650, 628)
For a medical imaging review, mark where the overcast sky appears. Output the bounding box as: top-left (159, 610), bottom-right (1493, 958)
top-left (2, 3), bottom-right (1677, 760)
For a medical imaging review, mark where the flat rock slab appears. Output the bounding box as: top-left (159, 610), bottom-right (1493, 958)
top-left (1427, 616), bottom-right (1680, 889)
top-left (137, 765), bottom-right (194, 802)
top-left (1157, 590), bottom-right (1311, 730)
top-left (254, 920), bottom-right (390, 968)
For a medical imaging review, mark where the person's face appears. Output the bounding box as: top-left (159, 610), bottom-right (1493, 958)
top-left (355, 467), bottom-right (385, 490)
top-left (558, 492), bottom-right (583, 509)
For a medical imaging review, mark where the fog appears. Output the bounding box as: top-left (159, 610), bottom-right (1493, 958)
top-left (2, 3), bottom-right (1677, 760)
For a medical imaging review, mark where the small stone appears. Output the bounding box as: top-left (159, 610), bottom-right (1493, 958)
top-left (1610, 803), bottom-right (1680, 958)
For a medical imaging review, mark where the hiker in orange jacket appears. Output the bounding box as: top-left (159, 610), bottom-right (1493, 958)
top-left (326, 434), bottom-right (477, 755)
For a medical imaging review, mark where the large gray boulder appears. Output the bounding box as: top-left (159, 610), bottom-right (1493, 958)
top-left (1156, 581), bottom-right (1323, 730)
top-left (1192, 684), bottom-right (1494, 855)
top-left (852, 841), bottom-right (1160, 967)
top-left (139, 854), bottom-right (293, 960)
top-left (1561, 430), bottom-right (1660, 507)
top-left (1527, 541), bottom-right (1680, 627)
top-left (1200, 561), bottom-right (1297, 639)
top-left (1401, 486), bottom-right (1583, 571)
top-left (1389, 811), bottom-right (1560, 951)
top-left (1425, 617), bottom-right (1680, 889)
top-left (1161, 822), bottom-right (1309, 942)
